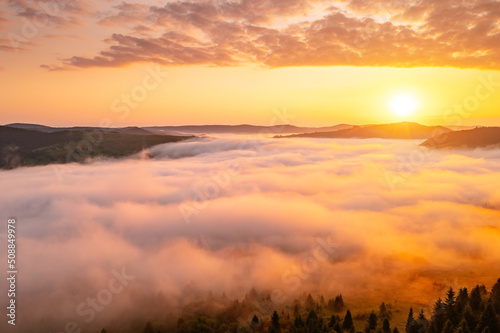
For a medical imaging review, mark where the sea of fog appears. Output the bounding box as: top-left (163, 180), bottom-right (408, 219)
top-left (1, 135), bottom-right (500, 332)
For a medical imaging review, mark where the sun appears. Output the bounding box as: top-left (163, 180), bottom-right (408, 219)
top-left (389, 92), bottom-right (419, 117)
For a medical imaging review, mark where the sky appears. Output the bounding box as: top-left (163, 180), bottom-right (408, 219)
top-left (1, 136), bottom-right (500, 331)
top-left (1, 0), bottom-right (500, 126)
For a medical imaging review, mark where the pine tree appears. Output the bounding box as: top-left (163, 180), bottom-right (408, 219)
top-left (476, 302), bottom-right (499, 333)
top-left (294, 315), bottom-right (304, 327)
top-left (365, 311), bottom-right (377, 333)
top-left (342, 310), bottom-right (354, 332)
top-left (333, 321), bottom-right (342, 333)
top-left (305, 294), bottom-right (315, 311)
top-left (431, 298), bottom-right (445, 333)
top-left (251, 315), bottom-right (260, 328)
top-left (293, 304), bottom-right (300, 318)
top-left (456, 288), bottom-right (470, 315)
top-left (445, 287), bottom-right (459, 326)
top-left (306, 310), bottom-right (319, 333)
top-left (379, 302), bottom-right (392, 321)
top-left (334, 294), bottom-right (345, 312)
top-left (445, 287), bottom-right (455, 306)
top-left (462, 305), bottom-right (477, 332)
top-left (417, 309), bottom-right (428, 332)
top-left (458, 318), bottom-right (470, 333)
top-left (268, 311), bottom-right (281, 333)
top-left (405, 307), bottom-right (414, 333)
top-left (382, 318), bottom-right (391, 333)
top-left (491, 278), bottom-right (500, 315)
top-left (329, 314), bottom-right (337, 328)
top-left (441, 320), bottom-right (454, 333)
top-left (470, 286), bottom-right (482, 313)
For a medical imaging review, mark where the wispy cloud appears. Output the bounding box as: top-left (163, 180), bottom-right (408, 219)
top-left (32, 0), bottom-right (500, 69)
top-left (7, 0), bottom-right (90, 27)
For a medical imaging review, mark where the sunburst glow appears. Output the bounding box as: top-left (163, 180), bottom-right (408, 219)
top-left (389, 92), bottom-right (419, 117)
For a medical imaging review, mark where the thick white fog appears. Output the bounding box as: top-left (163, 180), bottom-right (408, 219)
top-left (1, 136), bottom-right (499, 332)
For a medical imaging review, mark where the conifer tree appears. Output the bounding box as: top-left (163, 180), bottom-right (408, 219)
top-left (456, 288), bottom-right (470, 315)
top-left (382, 318), bottom-right (391, 333)
top-left (445, 287), bottom-right (459, 326)
top-left (417, 309), bottom-right (428, 332)
top-left (269, 311), bottom-right (281, 333)
top-left (293, 304), bottom-right (300, 318)
top-left (405, 307), bottom-right (414, 333)
top-left (379, 302), bottom-right (392, 321)
top-left (458, 318), bottom-right (470, 333)
top-left (305, 294), bottom-right (315, 311)
top-left (294, 315), bottom-right (304, 328)
top-left (365, 311), bottom-right (377, 333)
top-left (342, 310), bottom-right (354, 332)
top-left (441, 320), bottom-right (454, 333)
top-left (333, 295), bottom-right (345, 312)
top-left (431, 298), bottom-right (445, 333)
top-left (306, 310), bottom-right (319, 333)
top-left (329, 314), bottom-right (337, 328)
top-left (470, 286), bottom-right (483, 313)
top-left (251, 314), bottom-right (260, 328)
top-left (476, 302), bottom-right (499, 333)
top-left (491, 278), bottom-right (500, 315)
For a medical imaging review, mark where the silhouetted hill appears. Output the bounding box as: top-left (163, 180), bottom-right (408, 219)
top-left (6, 123), bottom-right (353, 136)
top-left (6, 123), bottom-right (153, 135)
top-left (118, 126), bottom-right (154, 135)
top-left (421, 127), bottom-right (500, 149)
top-left (6, 123), bottom-right (59, 132)
top-left (0, 126), bottom-right (191, 169)
top-left (143, 124), bottom-right (353, 135)
top-left (277, 122), bottom-right (452, 140)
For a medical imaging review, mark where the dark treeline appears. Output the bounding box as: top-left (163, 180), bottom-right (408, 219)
top-left (98, 278), bottom-right (500, 333)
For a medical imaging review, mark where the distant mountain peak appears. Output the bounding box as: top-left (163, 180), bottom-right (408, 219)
top-left (421, 127), bottom-right (500, 149)
top-left (278, 122), bottom-right (452, 140)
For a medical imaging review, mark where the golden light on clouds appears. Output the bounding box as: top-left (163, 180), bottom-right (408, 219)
top-left (1, 137), bottom-right (500, 331)
top-left (0, 1), bottom-right (500, 126)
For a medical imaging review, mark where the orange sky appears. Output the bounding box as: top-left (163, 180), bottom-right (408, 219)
top-left (1, 0), bottom-right (499, 126)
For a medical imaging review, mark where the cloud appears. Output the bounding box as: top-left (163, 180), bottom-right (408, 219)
top-left (6, 0), bottom-right (90, 27)
top-left (0, 0), bottom-right (94, 55)
top-left (96, 2), bottom-right (153, 27)
top-left (0, 11), bottom-right (11, 29)
top-left (0, 37), bottom-right (29, 52)
top-left (1, 136), bottom-right (500, 331)
top-left (41, 0), bottom-right (500, 70)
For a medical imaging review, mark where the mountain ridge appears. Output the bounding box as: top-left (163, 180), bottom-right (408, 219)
top-left (421, 127), bottom-right (500, 149)
top-left (276, 122), bottom-right (453, 140)
top-left (5, 123), bottom-right (354, 135)
top-left (0, 126), bottom-right (192, 169)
